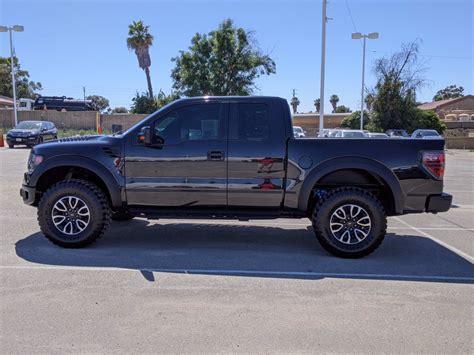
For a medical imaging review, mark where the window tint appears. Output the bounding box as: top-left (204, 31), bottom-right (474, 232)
top-left (237, 103), bottom-right (270, 141)
top-left (153, 104), bottom-right (222, 145)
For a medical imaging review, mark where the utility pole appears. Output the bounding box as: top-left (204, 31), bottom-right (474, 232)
top-left (83, 86), bottom-right (86, 104)
top-left (319, 0), bottom-right (331, 137)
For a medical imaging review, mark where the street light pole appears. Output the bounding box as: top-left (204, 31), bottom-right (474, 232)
top-left (360, 36), bottom-right (366, 130)
top-left (352, 32), bottom-right (378, 131)
top-left (9, 29), bottom-right (18, 127)
top-left (319, 0), bottom-right (331, 137)
top-left (0, 24), bottom-right (24, 127)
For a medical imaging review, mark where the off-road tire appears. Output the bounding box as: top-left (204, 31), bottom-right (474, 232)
top-left (111, 209), bottom-right (134, 221)
top-left (38, 179), bottom-right (111, 248)
top-left (312, 187), bottom-right (387, 258)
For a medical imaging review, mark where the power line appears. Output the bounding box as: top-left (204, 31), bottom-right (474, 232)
top-left (345, 0), bottom-right (358, 33)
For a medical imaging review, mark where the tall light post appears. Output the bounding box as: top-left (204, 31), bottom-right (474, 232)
top-left (352, 32), bottom-right (378, 130)
top-left (319, 0), bottom-right (332, 137)
top-left (0, 24), bottom-right (24, 127)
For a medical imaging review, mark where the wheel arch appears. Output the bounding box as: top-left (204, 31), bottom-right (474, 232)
top-left (297, 156), bottom-right (404, 215)
top-left (31, 156), bottom-right (123, 208)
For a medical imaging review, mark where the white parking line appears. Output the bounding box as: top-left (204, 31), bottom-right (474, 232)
top-left (1, 265), bottom-right (473, 282)
top-left (393, 217), bottom-right (474, 264)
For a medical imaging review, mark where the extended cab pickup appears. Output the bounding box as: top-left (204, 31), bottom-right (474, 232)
top-left (20, 96), bottom-right (452, 258)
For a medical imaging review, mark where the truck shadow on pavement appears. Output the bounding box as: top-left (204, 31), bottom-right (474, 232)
top-left (15, 218), bottom-right (474, 284)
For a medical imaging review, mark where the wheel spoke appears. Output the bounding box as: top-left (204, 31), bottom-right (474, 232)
top-left (330, 222), bottom-right (344, 232)
top-left (330, 204), bottom-right (372, 245)
top-left (52, 196), bottom-right (90, 235)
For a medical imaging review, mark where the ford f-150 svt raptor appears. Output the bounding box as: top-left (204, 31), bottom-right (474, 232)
top-left (20, 96), bottom-right (452, 258)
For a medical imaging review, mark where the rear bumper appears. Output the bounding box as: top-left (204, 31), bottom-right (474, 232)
top-left (426, 193), bottom-right (452, 213)
top-left (20, 184), bottom-right (37, 205)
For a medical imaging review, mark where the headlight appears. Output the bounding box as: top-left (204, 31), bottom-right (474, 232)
top-left (28, 153), bottom-right (44, 172)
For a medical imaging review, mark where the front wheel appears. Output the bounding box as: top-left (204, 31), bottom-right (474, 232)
top-left (312, 187), bottom-right (387, 258)
top-left (38, 179), bottom-right (111, 248)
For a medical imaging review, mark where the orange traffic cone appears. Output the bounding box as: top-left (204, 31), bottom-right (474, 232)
top-left (0, 134), bottom-right (4, 148)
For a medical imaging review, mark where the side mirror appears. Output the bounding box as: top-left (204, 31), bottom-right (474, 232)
top-left (138, 126), bottom-right (153, 145)
top-left (138, 126), bottom-right (164, 146)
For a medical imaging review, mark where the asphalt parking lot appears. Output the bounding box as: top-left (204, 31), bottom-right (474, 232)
top-left (1, 147), bottom-right (473, 353)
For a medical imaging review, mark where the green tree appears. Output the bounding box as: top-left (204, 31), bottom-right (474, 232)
top-left (314, 98), bottom-right (320, 113)
top-left (370, 41), bottom-right (426, 132)
top-left (329, 94), bottom-right (339, 113)
top-left (131, 92), bottom-right (157, 114)
top-left (341, 111), bottom-right (370, 130)
top-left (335, 105), bottom-right (351, 113)
top-left (86, 95), bottom-right (109, 112)
top-left (0, 56), bottom-right (42, 99)
top-left (111, 107), bottom-right (129, 114)
top-left (290, 96), bottom-right (300, 114)
top-left (433, 85), bottom-right (464, 101)
top-left (127, 20), bottom-right (154, 98)
top-left (410, 109), bottom-right (446, 133)
top-left (131, 90), bottom-right (179, 114)
top-left (155, 90), bottom-right (179, 109)
top-left (171, 19), bottom-right (276, 96)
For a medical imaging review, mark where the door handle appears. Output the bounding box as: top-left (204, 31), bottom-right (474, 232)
top-left (207, 151), bottom-right (225, 161)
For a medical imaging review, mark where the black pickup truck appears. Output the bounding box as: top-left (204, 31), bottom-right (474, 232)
top-left (20, 96), bottom-right (452, 258)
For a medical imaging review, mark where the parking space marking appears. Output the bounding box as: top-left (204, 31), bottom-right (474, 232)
top-left (1, 264), bottom-right (473, 282)
top-left (393, 217), bottom-right (474, 264)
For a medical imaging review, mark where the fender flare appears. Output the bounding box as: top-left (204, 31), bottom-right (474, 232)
top-left (297, 156), bottom-right (404, 214)
top-left (31, 155), bottom-right (124, 207)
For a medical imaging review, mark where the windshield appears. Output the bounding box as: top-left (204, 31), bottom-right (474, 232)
top-left (422, 131), bottom-right (438, 137)
top-left (15, 121), bottom-right (41, 130)
top-left (293, 127), bottom-right (303, 132)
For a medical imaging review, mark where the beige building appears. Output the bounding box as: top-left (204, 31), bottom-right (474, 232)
top-left (292, 113), bottom-right (351, 136)
top-left (418, 95), bottom-right (474, 121)
top-left (0, 95), bottom-right (14, 109)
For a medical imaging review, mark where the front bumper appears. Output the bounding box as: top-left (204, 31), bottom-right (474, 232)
top-left (20, 184), bottom-right (37, 205)
top-left (426, 193), bottom-right (452, 213)
top-left (7, 136), bottom-right (37, 145)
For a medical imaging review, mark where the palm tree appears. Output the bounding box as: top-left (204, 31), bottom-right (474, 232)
top-left (314, 98), bottom-right (320, 113)
top-left (127, 20), bottom-right (154, 98)
top-left (290, 96), bottom-right (300, 114)
top-left (364, 93), bottom-right (375, 112)
top-left (329, 94), bottom-right (339, 113)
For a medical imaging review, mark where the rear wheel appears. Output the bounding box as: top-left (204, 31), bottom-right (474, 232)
top-left (38, 179), bottom-right (111, 248)
top-left (312, 187), bottom-right (387, 258)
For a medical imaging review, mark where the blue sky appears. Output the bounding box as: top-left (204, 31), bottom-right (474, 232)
top-left (1, 0), bottom-right (472, 112)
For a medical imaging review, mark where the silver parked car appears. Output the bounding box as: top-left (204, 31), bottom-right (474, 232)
top-left (367, 132), bottom-right (389, 138)
top-left (335, 130), bottom-right (367, 138)
top-left (293, 126), bottom-right (306, 138)
top-left (411, 129), bottom-right (443, 139)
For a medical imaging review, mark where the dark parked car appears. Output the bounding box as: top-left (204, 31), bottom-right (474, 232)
top-left (20, 96), bottom-right (452, 258)
top-left (7, 120), bottom-right (57, 148)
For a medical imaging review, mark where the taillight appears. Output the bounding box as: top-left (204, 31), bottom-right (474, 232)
top-left (422, 151), bottom-right (445, 179)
